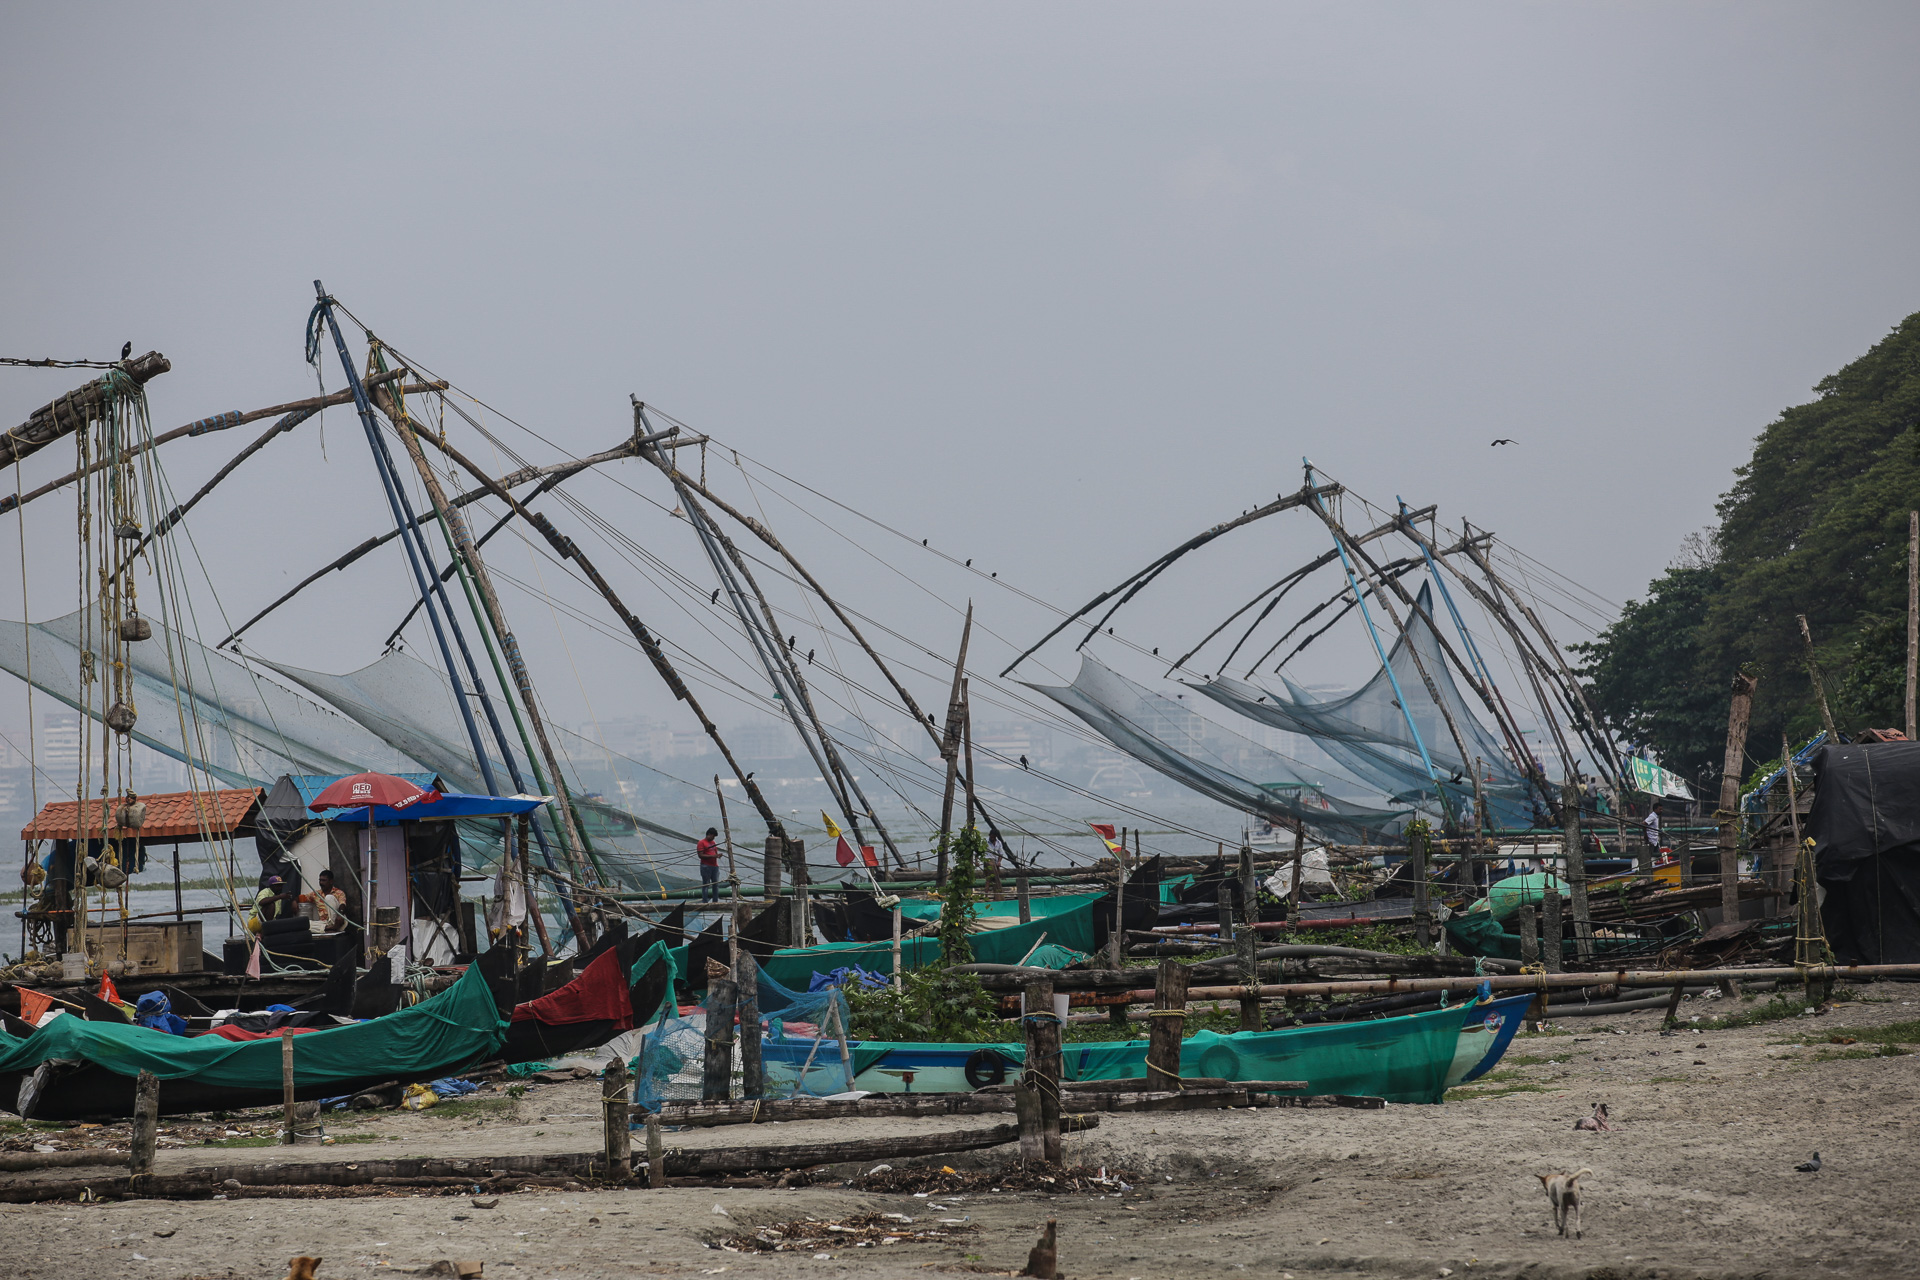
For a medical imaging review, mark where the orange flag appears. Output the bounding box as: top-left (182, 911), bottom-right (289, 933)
top-left (17, 988), bottom-right (52, 1024)
top-left (98, 974), bottom-right (121, 1006)
top-left (860, 845), bottom-right (879, 870)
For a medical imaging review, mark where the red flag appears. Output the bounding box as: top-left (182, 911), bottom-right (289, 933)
top-left (860, 845), bottom-right (879, 869)
top-left (834, 835), bottom-right (856, 867)
top-left (98, 974), bottom-right (121, 1006)
top-left (17, 988), bottom-right (52, 1024)
top-left (1090, 822), bottom-right (1127, 861)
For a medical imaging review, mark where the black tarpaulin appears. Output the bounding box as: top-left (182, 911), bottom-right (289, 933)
top-left (1808, 742), bottom-right (1920, 964)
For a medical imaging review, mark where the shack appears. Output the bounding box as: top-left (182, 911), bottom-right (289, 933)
top-left (19, 787), bottom-right (263, 977)
top-left (1810, 739), bottom-right (1920, 963)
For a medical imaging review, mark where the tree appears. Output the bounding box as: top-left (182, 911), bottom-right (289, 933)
top-left (1577, 310), bottom-right (1920, 774)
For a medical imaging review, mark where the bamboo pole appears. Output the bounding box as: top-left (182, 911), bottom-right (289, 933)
top-left (1717, 673), bottom-right (1758, 922)
top-left (1797, 615), bottom-right (1839, 738)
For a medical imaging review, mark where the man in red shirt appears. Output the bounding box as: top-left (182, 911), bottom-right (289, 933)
top-left (697, 827), bottom-right (721, 902)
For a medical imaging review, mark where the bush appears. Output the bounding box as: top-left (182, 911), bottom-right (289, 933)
top-left (847, 967), bottom-right (1000, 1043)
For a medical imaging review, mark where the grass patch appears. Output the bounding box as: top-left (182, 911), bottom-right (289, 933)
top-left (1810, 1044), bottom-right (1910, 1062)
top-left (201, 1134), bottom-right (278, 1148)
top-left (1446, 1082), bottom-right (1549, 1101)
top-left (1788, 1018), bottom-right (1920, 1048)
top-left (1696, 994), bottom-right (1820, 1031)
top-left (410, 1097), bottom-right (515, 1122)
top-left (1503, 1052), bottom-right (1585, 1067)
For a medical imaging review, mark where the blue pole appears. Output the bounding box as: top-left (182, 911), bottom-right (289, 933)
top-left (1306, 461), bottom-right (1447, 809)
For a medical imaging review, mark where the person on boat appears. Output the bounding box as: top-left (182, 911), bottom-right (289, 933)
top-left (697, 827), bottom-right (721, 902)
top-left (255, 874), bottom-right (294, 923)
top-left (298, 868), bottom-right (350, 933)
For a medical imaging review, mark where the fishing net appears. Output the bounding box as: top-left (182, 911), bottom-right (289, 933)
top-left (0, 608), bottom-right (695, 889)
top-left (631, 955), bottom-right (854, 1108)
top-left (1027, 656), bottom-right (1413, 845)
top-left (1190, 583), bottom-right (1534, 827)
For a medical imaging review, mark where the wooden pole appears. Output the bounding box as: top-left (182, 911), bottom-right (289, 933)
top-left (130, 1070), bottom-right (159, 1179)
top-left (1022, 977), bottom-right (1063, 1163)
top-left (1237, 844), bottom-right (1260, 1031)
top-left (1409, 822), bottom-right (1431, 947)
top-left (1717, 673), bottom-right (1758, 923)
top-left (962, 679), bottom-right (977, 831)
top-left (936, 605), bottom-right (974, 886)
top-left (1518, 897), bottom-right (1539, 966)
top-left (703, 970), bottom-right (737, 1103)
top-left (789, 839), bottom-right (811, 946)
top-left (1796, 615), bottom-right (1839, 739)
top-left (1288, 820), bottom-right (1305, 912)
top-left (602, 1057), bottom-right (631, 1181)
top-left (1542, 864), bottom-right (1564, 973)
top-left (716, 775), bottom-right (739, 907)
top-left (1017, 870), bottom-right (1032, 924)
top-left (890, 906), bottom-right (903, 992)
top-left (1146, 961), bottom-right (1189, 1091)
top-left (1561, 782), bottom-right (1594, 960)
top-left (645, 1112), bottom-right (666, 1188)
top-left (1910, 510), bottom-right (1918, 742)
top-left (733, 903), bottom-right (762, 1099)
top-left (280, 1029), bottom-right (297, 1144)
top-left (519, 814), bottom-right (552, 957)
top-left (1108, 829), bottom-right (1127, 972)
top-left (1015, 1080), bottom-right (1045, 1162)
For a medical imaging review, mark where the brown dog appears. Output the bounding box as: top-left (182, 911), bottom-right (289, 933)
top-left (285, 1260), bottom-right (321, 1280)
top-left (1022, 1217), bottom-right (1059, 1279)
top-left (1537, 1168), bottom-right (1591, 1239)
top-left (1572, 1101), bottom-right (1612, 1132)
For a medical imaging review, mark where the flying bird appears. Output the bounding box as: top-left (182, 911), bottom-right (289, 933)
top-left (1490, 438), bottom-right (1516, 447)
top-left (120, 341), bottom-right (132, 360)
top-left (1794, 1153), bottom-right (1822, 1173)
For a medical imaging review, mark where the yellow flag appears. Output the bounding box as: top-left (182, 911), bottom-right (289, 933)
top-left (820, 811), bottom-right (842, 839)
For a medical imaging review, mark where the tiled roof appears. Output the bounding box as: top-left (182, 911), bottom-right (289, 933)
top-left (21, 788), bottom-right (263, 843)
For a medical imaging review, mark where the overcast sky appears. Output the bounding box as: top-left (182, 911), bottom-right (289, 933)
top-left (4, 3), bottom-right (1919, 793)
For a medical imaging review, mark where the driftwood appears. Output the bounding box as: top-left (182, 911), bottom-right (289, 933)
top-left (0, 1150), bottom-right (125, 1173)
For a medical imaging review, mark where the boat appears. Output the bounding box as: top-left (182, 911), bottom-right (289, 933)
top-left (0, 957), bottom-right (505, 1120)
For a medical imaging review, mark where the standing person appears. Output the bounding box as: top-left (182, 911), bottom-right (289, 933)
top-left (697, 827), bottom-right (721, 903)
top-left (1643, 806), bottom-right (1662, 855)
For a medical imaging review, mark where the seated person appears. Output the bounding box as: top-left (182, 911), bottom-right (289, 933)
top-left (255, 874), bottom-right (294, 921)
top-left (297, 869), bottom-right (351, 933)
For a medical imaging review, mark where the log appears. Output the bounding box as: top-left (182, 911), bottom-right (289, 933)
top-left (0, 1150), bottom-right (127, 1173)
top-left (663, 1121), bottom-right (1039, 1176)
top-left (647, 1094), bottom-right (1020, 1126)
top-left (1, 352), bottom-right (169, 468)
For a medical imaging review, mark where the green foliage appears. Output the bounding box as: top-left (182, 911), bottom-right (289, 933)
top-left (1576, 312), bottom-right (1920, 775)
top-left (845, 967), bottom-right (1000, 1043)
top-left (936, 826), bottom-right (989, 965)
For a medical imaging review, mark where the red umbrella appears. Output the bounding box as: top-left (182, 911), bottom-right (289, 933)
top-left (308, 772), bottom-right (441, 813)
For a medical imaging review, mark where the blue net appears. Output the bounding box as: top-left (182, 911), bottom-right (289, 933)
top-left (632, 955), bottom-right (853, 1109)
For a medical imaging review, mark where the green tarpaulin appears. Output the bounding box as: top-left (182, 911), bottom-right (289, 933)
top-left (896, 891), bottom-right (1104, 922)
top-left (0, 961), bottom-right (506, 1090)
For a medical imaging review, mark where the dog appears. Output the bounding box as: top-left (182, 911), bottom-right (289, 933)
top-left (285, 1260), bottom-right (322, 1280)
top-left (1021, 1217), bottom-right (1059, 1279)
top-left (1573, 1101), bottom-right (1612, 1132)
top-left (1537, 1168), bottom-right (1591, 1239)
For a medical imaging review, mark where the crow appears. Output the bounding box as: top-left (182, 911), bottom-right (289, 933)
top-left (120, 341), bottom-right (132, 360)
top-left (1491, 438), bottom-right (1516, 447)
top-left (806, 648), bottom-right (815, 665)
top-left (966, 559), bottom-right (972, 567)
top-left (1019, 755), bottom-right (1029, 770)
top-left (786, 635), bottom-right (796, 648)
top-left (1152, 647), bottom-right (1159, 655)
top-left (711, 589), bottom-right (720, 603)
top-left (922, 538), bottom-right (929, 546)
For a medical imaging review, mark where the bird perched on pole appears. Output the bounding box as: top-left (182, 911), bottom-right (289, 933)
top-left (120, 341), bottom-right (132, 360)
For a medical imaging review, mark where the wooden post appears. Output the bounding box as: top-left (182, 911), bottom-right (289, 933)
top-left (788, 839), bottom-right (810, 946)
top-left (1795, 616), bottom-right (1838, 739)
top-left (281, 1029), bottom-right (297, 1144)
top-left (519, 814), bottom-right (552, 956)
top-left (703, 971), bottom-right (737, 1102)
top-left (890, 906), bottom-right (903, 992)
top-left (1717, 673), bottom-right (1758, 923)
top-left (1561, 782), bottom-right (1594, 960)
top-left (1017, 871), bottom-right (1031, 925)
top-left (962, 679), bottom-right (978, 831)
top-left (1662, 980), bottom-right (1687, 1028)
top-left (130, 1071), bottom-right (159, 1179)
top-left (603, 1058), bottom-right (632, 1181)
top-left (1909, 510), bottom-right (1918, 743)
top-left (1146, 961), bottom-right (1189, 1092)
top-left (1288, 820), bottom-right (1305, 911)
top-left (1022, 978), bottom-right (1062, 1163)
top-left (1107, 829), bottom-right (1127, 971)
top-left (716, 775), bottom-right (739, 904)
top-left (763, 833), bottom-right (783, 899)
top-left (1015, 1080), bottom-right (1045, 1162)
top-left (1409, 823), bottom-right (1431, 947)
top-left (645, 1112), bottom-right (666, 1188)
top-left (733, 904), bottom-right (763, 1099)
top-left (1518, 898), bottom-right (1539, 966)
top-left (1541, 866), bottom-right (1564, 974)
top-left (1237, 845), bottom-right (1260, 1031)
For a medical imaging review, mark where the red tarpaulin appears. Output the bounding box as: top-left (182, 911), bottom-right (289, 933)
top-left (509, 947), bottom-right (633, 1029)
top-left (199, 1023), bottom-right (331, 1042)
